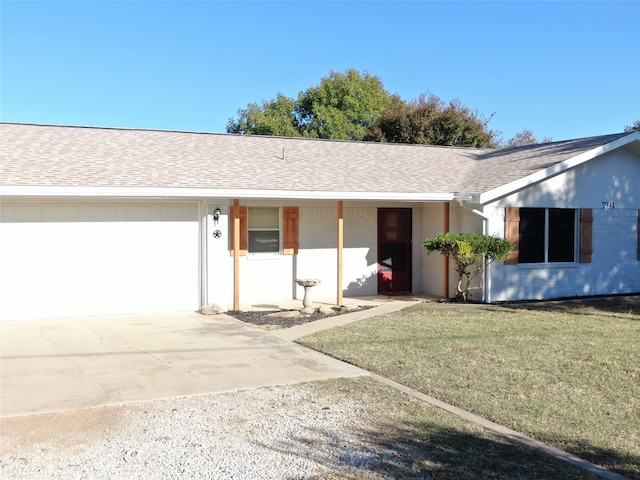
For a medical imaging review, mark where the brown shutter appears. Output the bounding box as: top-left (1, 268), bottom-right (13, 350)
top-left (230, 204), bottom-right (247, 256)
top-left (579, 208), bottom-right (593, 263)
top-left (283, 207), bottom-right (299, 255)
top-left (504, 207), bottom-right (520, 264)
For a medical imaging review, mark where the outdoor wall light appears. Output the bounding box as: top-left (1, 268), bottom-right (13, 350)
top-left (213, 207), bottom-right (221, 225)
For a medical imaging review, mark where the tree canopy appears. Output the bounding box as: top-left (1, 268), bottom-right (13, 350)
top-left (624, 120), bottom-right (640, 133)
top-left (505, 129), bottom-right (553, 147)
top-left (227, 69), bottom-right (391, 140)
top-left (227, 69), bottom-right (502, 147)
top-left (364, 93), bottom-right (500, 147)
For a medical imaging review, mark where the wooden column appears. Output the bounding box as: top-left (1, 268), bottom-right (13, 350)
top-left (443, 202), bottom-right (450, 299)
top-left (233, 199), bottom-right (240, 310)
top-left (337, 201), bottom-right (344, 306)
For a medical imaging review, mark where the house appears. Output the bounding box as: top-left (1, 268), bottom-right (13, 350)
top-left (1, 122), bottom-right (639, 321)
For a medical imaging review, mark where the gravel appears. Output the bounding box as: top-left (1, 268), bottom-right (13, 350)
top-left (227, 306), bottom-right (374, 329)
top-left (0, 382), bottom-right (406, 480)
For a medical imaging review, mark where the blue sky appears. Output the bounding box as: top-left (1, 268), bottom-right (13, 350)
top-left (2, 1), bottom-right (639, 143)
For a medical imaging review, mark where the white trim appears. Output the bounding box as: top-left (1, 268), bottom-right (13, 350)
top-left (199, 200), bottom-right (207, 309)
top-left (479, 133), bottom-right (640, 205)
top-left (0, 186), bottom-right (457, 202)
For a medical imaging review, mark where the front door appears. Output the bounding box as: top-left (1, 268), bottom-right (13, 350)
top-left (378, 208), bottom-right (412, 293)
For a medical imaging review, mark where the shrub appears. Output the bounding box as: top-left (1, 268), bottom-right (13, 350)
top-left (424, 232), bottom-right (514, 301)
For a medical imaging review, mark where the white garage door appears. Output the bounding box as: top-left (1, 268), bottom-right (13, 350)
top-left (0, 202), bottom-right (200, 321)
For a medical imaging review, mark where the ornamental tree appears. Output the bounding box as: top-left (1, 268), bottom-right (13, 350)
top-left (424, 232), bottom-right (514, 302)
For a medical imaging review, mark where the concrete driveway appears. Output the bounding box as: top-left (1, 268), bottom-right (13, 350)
top-left (0, 312), bottom-right (365, 417)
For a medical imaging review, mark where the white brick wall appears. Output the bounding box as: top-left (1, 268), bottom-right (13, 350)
top-left (489, 208), bottom-right (640, 301)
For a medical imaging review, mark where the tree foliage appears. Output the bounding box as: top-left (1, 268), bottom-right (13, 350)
top-left (365, 93), bottom-right (500, 147)
top-left (226, 94), bottom-right (300, 137)
top-left (624, 120), bottom-right (640, 133)
top-left (424, 232), bottom-right (514, 302)
top-left (504, 129), bottom-right (553, 147)
top-left (296, 69), bottom-right (391, 140)
top-left (227, 69), bottom-right (391, 140)
top-left (227, 69), bottom-right (500, 146)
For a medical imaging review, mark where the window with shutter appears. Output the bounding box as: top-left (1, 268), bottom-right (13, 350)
top-left (505, 207), bottom-right (578, 264)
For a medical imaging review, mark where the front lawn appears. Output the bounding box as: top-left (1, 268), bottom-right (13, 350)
top-left (299, 296), bottom-right (640, 479)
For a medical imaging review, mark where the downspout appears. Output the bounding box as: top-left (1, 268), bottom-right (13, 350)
top-left (456, 197), bottom-right (491, 303)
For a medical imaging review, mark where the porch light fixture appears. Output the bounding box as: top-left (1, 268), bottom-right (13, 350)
top-left (213, 207), bottom-right (221, 225)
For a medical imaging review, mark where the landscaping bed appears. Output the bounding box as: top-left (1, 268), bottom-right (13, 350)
top-left (227, 305), bottom-right (374, 329)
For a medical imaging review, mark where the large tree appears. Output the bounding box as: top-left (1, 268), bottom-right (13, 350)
top-left (227, 69), bottom-right (500, 147)
top-left (227, 69), bottom-right (391, 140)
top-left (296, 69), bottom-right (391, 140)
top-left (226, 94), bottom-right (300, 137)
top-left (365, 93), bottom-right (500, 147)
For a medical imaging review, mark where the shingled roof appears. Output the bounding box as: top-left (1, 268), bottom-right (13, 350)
top-left (1, 123), bottom-right (636, 203)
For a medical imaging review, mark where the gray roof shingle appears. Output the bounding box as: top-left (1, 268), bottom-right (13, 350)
top-left (0, 123), bottom-right (633, 201)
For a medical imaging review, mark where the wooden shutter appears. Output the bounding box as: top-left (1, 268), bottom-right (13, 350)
top-left (579, 208), bottom-right (593, 263)
top-left (504, 207), bottom-right (520, 264)
top-left (230, 204), bottom-right (247, 256)
top-left (283, 207), bottom-right (299, 255)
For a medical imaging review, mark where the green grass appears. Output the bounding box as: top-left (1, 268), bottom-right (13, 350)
top-left (299, 296), bottom-right (640, 479)
top-left (308, 377), bottom-right (602, 480)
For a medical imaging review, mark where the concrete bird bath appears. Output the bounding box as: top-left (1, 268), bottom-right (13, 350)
top-left (296, 278), bottom-right (321, 314)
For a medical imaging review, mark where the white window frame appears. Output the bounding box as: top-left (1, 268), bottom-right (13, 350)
top-left (248, 206), bottom-right (281, 255)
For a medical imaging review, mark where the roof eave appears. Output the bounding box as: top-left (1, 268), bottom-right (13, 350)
top-left (478, 132), bottom-right (640, 205)
top-left (0, 186), bottom-right (457, 203)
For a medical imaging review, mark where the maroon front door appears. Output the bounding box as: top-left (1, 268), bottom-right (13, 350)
top-left (378, 208), bottom-right (412, 293)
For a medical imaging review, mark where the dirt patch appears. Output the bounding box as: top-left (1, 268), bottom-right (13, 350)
top-left (0, 404), bottom-right (142, 454)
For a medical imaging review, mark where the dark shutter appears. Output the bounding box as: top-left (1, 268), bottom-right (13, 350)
top-left (283, 207), bottom-right (299, 255)
top-left (504, 207), bottom-right (520, 264)
top-left (579, 209), bottom-right (593, 263)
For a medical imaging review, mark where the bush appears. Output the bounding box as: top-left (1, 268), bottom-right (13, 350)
top-left (424, 232), bottom-right (514, 301)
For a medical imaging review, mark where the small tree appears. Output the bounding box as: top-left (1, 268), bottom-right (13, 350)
top-left (424, 232), bottom-right (514, 302)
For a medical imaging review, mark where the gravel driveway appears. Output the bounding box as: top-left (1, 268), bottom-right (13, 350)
top-left (1, 380), bottom-right (409, 480)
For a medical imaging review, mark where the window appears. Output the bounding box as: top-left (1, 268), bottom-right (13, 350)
top-left (230, 204), bottom-right (298, 257)
top-left (519, 208), bottom-right (576, 263)
top-left (248, 207), bottom-right (279, 253)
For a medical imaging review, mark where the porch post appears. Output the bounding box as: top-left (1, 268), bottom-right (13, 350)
top-left (337, 200), bottom-right (344, 306)
top-left (443, 202), bottom-right (450, 299)
top-left (233, 199), bottom-right (240, 310)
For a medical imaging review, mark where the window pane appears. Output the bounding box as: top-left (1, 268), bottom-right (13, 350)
top-left (548, 209), bottom-right (575, 262)
top-left (249, 207), bottom-right (279, 229)
top-left (519, 208), bottom-right (545, 263)
top-left (249, 231), bottom-right (279, 253)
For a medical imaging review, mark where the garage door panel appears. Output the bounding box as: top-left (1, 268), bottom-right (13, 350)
top-left (0, 203), bottom-right (200, 321)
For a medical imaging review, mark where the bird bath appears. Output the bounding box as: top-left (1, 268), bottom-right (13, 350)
top-left (296, 278), bottom-right (321, 314)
